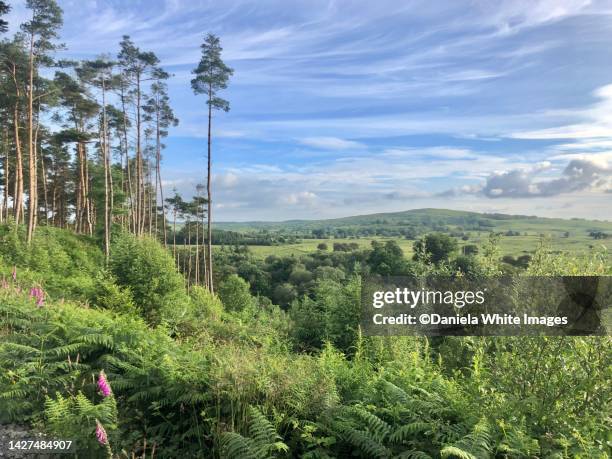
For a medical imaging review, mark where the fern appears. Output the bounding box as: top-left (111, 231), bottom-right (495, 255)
top-left (440, 445), bottom-right (477, 459)
top-left (389, 422), bottom-right (432, 443)
top-left (219, 406), bottom-right (288, 459)
top-left (393, 451), bottom-right (432, 459)
top-left (440, 418), bottom-right (492, 459)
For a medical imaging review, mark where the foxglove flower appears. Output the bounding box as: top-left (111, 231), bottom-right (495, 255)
top-left (29, 287), bottom-right (45, 307)
top-left (95, 420), bottom-right (108, 446)
top-left (97, 370), bottom-right (112, 397)
top-left (11, 266), bottom-right (16, 281)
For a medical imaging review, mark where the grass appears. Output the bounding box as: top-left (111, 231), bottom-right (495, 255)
top-left (213, 233), bottom-right (609, 259)
top-left (210, 209), bottom-right (611, 259)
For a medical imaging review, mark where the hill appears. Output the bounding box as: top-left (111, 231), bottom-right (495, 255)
top-left (216, 208), bottom-right (612, 235)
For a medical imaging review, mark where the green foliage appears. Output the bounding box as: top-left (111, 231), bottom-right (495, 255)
top-left (110, 232), bottom-right (189, 325)
top-left (219, 406), bottom-right (288, 459)
top-left (219, 274), bottom-right (255, 312)
top-left (0, 224), bottom-right (103, 299)
top-left (413, 233), bottom-right (458, 265)
top-left (190, 285), bottom-right (224, 319)
top-left (90, 272), bottom-right (137, 315)
top-left (368, 240), bottom-right (409, 275)
top-left (44, 391), bottom-right (117, 456)
top-left (0, 225), bottom-right (610, 458)
top-left (440, 418), bottom-right (492, 459)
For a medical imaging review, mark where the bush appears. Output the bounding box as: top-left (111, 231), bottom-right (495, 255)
top-left (90, 273), bottom-right (137, 315)
top-left (0, 224), bottom-right (103, 299)
top-left (413, 232), bottom-right (458, 264)
top-left (218, 274), bottom-right (254, 312)
top-left (110, 233), bottom-right (189, 325)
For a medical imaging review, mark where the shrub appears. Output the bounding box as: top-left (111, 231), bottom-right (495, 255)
top-left (90, 273), bottom-right (137, 315)
top-left (110, 233), bottom-right (189, 325)
top-left (413, 232), bottom-right (458, 265)
top-left (218, 274), bottom-right (254, 312)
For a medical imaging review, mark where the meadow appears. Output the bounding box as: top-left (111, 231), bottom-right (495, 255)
top-left (212, 209), bottom-right (612, 260)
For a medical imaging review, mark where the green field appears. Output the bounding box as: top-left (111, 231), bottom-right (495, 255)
top-left (224, 234), bottom-right (608, 259)
top-left (214, 208), bottom-right (611, 259)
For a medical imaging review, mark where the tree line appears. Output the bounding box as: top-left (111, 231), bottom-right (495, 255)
top-left (0, 0), bottom-right (232, 293)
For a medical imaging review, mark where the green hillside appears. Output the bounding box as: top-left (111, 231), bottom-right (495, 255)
top-left (217, 208), bottom-right (612, 234)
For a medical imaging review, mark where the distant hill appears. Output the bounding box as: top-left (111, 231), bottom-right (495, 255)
top-left (216, 208), bottom-right (612, 236)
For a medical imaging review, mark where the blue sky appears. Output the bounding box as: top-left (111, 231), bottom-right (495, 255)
top-left (6, 0), bottom-right (612, 220)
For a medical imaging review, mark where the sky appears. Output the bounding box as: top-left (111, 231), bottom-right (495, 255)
top-left (5, 0), bottom-right (612, 221)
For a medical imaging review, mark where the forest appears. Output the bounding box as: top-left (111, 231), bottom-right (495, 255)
top-left (0, 1), bottom-right (611, 458)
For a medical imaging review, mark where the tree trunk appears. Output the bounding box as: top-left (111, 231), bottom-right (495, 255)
top-left (13, 102), bottom-right (23, 226)
top-left (207, 85), bottom-right (214, 293)
top-left (26, 32), bottom-right (36, 243)
top-left (120, 82), bottom-right (134, 233)
top-left (136, 72), bottom-right (143, 235)
top-left (102, 79), bottom-right (110, 262)
top-left (155, 101), bottom-right (168, 247)
top-left (2, 124), bottom-right (8, 223)
top-left (41, 151), bottom-right (48, 225)
top-left (173, 208), bottom-right (177, 262)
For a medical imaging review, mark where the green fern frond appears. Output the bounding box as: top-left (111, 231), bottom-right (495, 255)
top-left (220, 432), bottom-right (256, 459)
top-left (393, 451), bottom-right (432, 459)
top-left (440, 418), bottom-right (492, 459)
top-left (390, 422), bottom-right (431, 443)
top-left (440, 445), bottom-right (477, 459)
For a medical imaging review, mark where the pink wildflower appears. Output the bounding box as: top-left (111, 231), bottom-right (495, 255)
top-left (12, 266), bottom-right (16, 281)
top-left (95, 420), bottom-right (108, 446)
top-left (97, 371), bottom-right (112, 397)
top-left (29, 287), bottom-right (45, 307)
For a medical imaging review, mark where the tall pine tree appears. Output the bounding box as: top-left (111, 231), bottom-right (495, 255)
top-left (191, 33), bottom-right (233, 293)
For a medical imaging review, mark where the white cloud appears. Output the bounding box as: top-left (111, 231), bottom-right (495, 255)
top-left (510, 83), bottom-right (612, 140)
top-left (298, 137), bottom-right (365, 150)
top-left (279, 191), bottom-right (318, 206)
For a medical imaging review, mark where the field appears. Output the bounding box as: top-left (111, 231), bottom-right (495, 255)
top-left (214, 208), bottom-right (612, 259)
top-left (221, 234), bottom-right (607, 258)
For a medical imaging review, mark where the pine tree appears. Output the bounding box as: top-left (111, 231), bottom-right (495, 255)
top-left (143, 67), bottom-right (177, 245)
top-left (0, 1), bottom-right (10, 34)
top-left (77, 58), bottom-right (116, 261)
top-left (21, 0), bottom-right (63, 243)
top-left (191, 33), bottom-right (233, 294)
top-left (117, 35), bottom-right (159, 236)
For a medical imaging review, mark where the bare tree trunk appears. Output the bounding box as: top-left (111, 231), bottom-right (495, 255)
top-left (201, 210), bottom-right (207, 290)
top-left (102, 79), bottom-right (110, 262)
top-left (41, 151), bottom-right (48, 225)
top-left (187, 222), bottom-right (192, 290)
top-left (32, 102), bottom-right (40, 231)
top-left (207, 86), bottom-right (214, 293)
top-left (119, 82), bottom-right (134, 233)
top-left (136, 73), bottom-right (143, 236)
top-left (154, 103), bottom-right (168, 246)
top-left (195, 215), bottom-right (199, 286)
top-left (2, 124), bottom-right (8, 223)
top-left (13, 103), bottom-right (23, 226)
top-left (84, 144), bottom-right (92, 235)
top-left (26, 32), bottom-right (36, 243)
top-left (148, 160), bottom-right (153, 236)
top-left (172, 208), bottom-right (177, 262)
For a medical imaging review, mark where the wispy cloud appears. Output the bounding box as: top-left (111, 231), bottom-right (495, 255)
top-left (298, 137), bottom-right (365, 150)
top-left (5, 0), bottom-right (612, 219)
